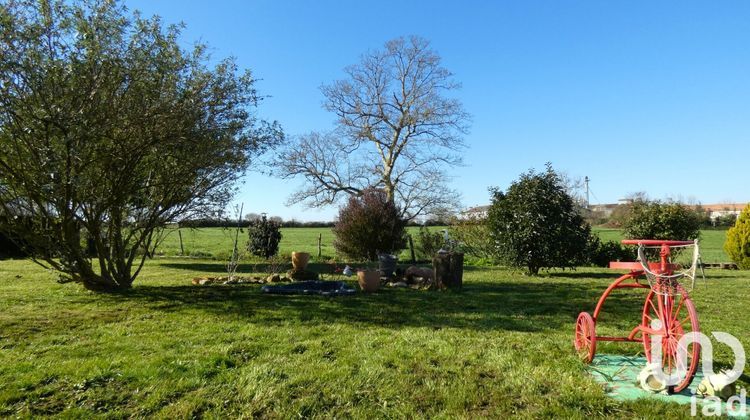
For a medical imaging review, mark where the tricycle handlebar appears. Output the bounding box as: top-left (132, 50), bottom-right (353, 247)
top-left (621, 239), bottom-right (695, 246)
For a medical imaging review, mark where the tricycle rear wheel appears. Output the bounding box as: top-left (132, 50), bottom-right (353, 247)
top-left (641, 289), bottom-right (700, 393)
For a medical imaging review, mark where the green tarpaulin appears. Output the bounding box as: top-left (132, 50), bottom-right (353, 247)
top-left (587, 354), bottom-right (748, 417)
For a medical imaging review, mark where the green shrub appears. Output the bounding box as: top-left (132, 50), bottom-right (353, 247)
top-left (415, 226), bottom-right (444, 259)
top-left (487, 164), bottom-right (590, 275)
top-left (715, 213), bottom-right (738, 228)
top-left (724, 207), bottom-right (750, 269)
top-left (586, 234), bottom-right (636, 267)
top-left (622, 200), bottom-right (701, 240)
top-left (247, 215), bottom-right (282, 259)
top-left (332, 189), bottom-right (407, 261)
top-left (448, 215), bottom-right (495, 260)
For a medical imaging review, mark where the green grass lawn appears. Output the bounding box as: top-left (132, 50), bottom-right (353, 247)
top-left (0, 258), bottom-right (748, 417)
top-left (156, 226), bottom-right (731, 264)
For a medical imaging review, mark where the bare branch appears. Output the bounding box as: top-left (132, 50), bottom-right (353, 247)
top-left (277, 36), bottom-right (470, 219)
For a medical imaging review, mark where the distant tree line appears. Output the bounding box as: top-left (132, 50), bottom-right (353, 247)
top-left (177, 218), bottom-right (335, 229)
top-left (176, 216), bottom-right (450, 229)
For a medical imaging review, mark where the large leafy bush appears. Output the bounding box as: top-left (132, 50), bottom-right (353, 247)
top-left (487, 164), bottom-right (590, 275)
top-left (0, 1), bottom-right (282, 290)
top-left (333, 189), bottom-right (407, 261)
top-left (622, 200), bottom-right (701, 240)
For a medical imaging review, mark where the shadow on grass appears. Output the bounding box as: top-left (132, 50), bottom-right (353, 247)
top-left (104, 278), bottom-right (650, 334)
top-left (544, 270), bottom-right (621, 279)
top-left (161, 262), bottom-right (380, 275)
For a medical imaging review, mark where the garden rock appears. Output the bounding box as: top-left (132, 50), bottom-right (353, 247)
top-left (266, 274), bottom-right (281, 283)
top-left (192, 276), bottom-right (267, 286)
top-left (287, 269), bottom-right (319, 281)
top-left (404, 266), bottom-right (433, 283)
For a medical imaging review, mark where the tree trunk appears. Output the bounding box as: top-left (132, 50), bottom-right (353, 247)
top-left (527, 265), bottom-right (540, 276)
top-left (77, 249), bottom-right (134, 292)
top-left (81, 272), bottom-right (131, 292)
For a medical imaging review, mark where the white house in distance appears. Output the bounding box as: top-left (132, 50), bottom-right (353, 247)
top-left (588, 203), bottom-right (620, 218)
top-left (461, 205), bottom-right (490, 219)
top-left (702, 203), bottom-right (746, 221)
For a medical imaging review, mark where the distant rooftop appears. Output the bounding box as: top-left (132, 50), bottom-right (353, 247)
top-left (701, 203), bottom-right (746, 212)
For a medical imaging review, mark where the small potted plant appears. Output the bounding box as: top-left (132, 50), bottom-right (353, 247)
top-left (356, 268), bottom-right (380, 292)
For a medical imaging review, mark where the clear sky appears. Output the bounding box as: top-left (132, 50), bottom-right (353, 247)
top-left (126, 0), bottom-right (750, 221)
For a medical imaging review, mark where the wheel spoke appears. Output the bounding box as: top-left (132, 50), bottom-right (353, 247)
top-left (648, 297), bottom-right (659, 318)
top-left (670, 296), bottom-right (685, 326)
top-left (667, 350), bottom-right (673, 373)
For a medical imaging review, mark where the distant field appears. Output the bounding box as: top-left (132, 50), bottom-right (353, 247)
top-left (155, 226), bottom-right (442, 262)
top-left (156, 226), bottom-right (730, 263)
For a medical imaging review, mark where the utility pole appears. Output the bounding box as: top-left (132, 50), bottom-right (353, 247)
top-left (584, 176), bottom-right (590, 209)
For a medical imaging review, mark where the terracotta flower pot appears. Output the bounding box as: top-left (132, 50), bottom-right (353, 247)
top-left (357, 270), bottom-right (380, 292)
top-left (291, 252), bottom-right (310, 270)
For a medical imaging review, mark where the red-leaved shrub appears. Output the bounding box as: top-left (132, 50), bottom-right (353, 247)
top-left (333, 189), bottom-right (407, 261)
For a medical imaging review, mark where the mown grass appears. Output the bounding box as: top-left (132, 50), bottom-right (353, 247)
top-left (0, 258), bottom-right (747, 418)
top-left (155, 226), bottom-right (731, 264)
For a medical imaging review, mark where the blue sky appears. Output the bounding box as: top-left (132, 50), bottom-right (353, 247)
top-left (126, 0), bottom-right (750, 221)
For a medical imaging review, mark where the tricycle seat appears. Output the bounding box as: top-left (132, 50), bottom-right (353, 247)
top-left (608, 261), bottom-right (669, 271)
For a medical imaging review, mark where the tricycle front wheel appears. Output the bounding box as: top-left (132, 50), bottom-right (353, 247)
top-left (575, 312), bottom-right (597, 363)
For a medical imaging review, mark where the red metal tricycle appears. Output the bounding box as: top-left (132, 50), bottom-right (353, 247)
top-left (574, 239), bottom-right (703, 393)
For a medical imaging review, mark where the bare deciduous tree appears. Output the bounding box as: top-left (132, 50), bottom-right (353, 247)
top-left (274, 36), bottom-right (470, 220)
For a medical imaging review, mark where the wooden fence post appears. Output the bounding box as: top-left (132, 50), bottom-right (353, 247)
top-left (318, 233), bottom-right (322, 259)
top-left (178, 230), bottom-right (185, 256)
top-left (408, 234), bottom-right (416, 263)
